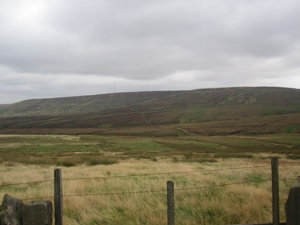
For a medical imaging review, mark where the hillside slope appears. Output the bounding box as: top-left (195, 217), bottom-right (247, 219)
top-left (0, 91), bottom-right (182, 117)
top-left (135, 87), bottom-right (300, 122)
top-left (2, 87), bottom-right (300, 117)
top-left (0, 87), bottom-right (300, 135)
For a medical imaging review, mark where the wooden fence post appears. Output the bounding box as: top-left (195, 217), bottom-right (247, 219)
top-left (167, 181), bottom-right (175, 225)
top-left (272, 157), bottom-right (280, 225)
top-left (54, 168), bottom-right (63, 225)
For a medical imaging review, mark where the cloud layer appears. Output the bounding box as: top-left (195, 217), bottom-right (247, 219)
top-left (1, 0), bottom-right (300, 103)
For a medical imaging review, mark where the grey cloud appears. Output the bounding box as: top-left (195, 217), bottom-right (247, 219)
top-left (2, 0), bottom-right (299, 75)
top-left (1, 0), bottom-right (300, 103)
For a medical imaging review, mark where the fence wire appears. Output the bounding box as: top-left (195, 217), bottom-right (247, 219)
top-left (0, 163), bottom-right (298, 203)
top-left (59, 179), bottom-right (274, 199)
top-left (4, 176), bottom-right (296, 203)
top-left (0, 179), bottom-right (53, 189)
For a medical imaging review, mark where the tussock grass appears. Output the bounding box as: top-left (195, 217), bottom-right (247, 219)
top-left (0, 159), bottom-right (299, 224)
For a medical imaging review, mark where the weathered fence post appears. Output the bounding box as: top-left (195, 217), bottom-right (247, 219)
top-left (285, 176), bottom-right (300, 225)
top-left (54, 168), bottom-right (63, 225)
top-left (272, 157), bottom-right (280, 225)
top-left (167, 181), bottom-right (175, 225)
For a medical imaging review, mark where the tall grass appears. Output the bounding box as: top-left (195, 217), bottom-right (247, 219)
top-left (0, 158), bottom-right (299, 225)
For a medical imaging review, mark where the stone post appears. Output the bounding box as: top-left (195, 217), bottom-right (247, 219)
top-left (0, 194), bottom-right (23, 225)
top-left (22, 201), bottom-right (53, 225)
top-left (285, 176), bottom-right (300, 225)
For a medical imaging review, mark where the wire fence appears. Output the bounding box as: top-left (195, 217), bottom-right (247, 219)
top-left (0, 159), bottom-right (299, 225)
top-left (0, 163), bottom-right (298, 202)
top-left (16, 178), bottom-right (296, 202)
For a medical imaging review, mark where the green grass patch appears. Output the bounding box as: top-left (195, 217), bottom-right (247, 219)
top-left (113, 138), bottom-right (172, 152)
top-left (0, 109), bottom-right (7, 115)
top-left (245, 173), bottom-right (267, 187)
top-left (0, 134), bottom-right (300, 165)
top-left (261, 107), bottom-right (300, 116)
top-left (284, 125), bottom-right (300, 134)
top-left (0, 144), bottom-right (99, 154)
top-left (266, 135), bottom-right (300, 144)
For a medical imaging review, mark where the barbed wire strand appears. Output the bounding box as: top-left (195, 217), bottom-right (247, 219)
top-left (5, 177), bottom-right (296, 203)
top-left (279, 164), bottom-right (300, 167)
top-left (21, 196), bottom-right (54, 202)
top-left (0, 179), bottom-right (53, 189)
top-left (1, 165), bottom-right (297, 202)
top-left (0, 164), bottom-right (296, 192)
top-left (0, 164), bottom-right (271, 189)
top-left (62, 179), bottom-right (272, 198)
top-left (279, 178), bottom-right (298, 181)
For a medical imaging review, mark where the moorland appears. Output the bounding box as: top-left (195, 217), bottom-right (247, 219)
top-left (0, 87), bottom-right (300, 224)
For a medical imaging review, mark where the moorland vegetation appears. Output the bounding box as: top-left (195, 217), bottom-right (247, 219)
top-left (0, 87), bottom-right (299, 224)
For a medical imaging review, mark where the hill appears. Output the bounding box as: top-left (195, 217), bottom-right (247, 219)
top-left (0, 91), bottom-right (182, 117)
top-left (0, 87), bottom-right (300, 135)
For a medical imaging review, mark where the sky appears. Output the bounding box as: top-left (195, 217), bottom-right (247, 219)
top-left (1, 0), bottom-right (300, 104)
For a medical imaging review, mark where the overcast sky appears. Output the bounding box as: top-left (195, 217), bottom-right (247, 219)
top-left (1, 0), bottom-right (300, 104)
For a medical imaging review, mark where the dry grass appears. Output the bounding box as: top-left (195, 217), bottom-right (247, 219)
top-left (0, 134), bottom-right (299, 224)
top-left (0, 158), bottom-right (299, 225)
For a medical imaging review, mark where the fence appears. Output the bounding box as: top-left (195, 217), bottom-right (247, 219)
top-left (0, 157), bottom-right (299, 225)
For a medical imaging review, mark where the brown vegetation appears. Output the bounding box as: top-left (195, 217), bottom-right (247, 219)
top-left (0, 87), bottom-right (300, 136)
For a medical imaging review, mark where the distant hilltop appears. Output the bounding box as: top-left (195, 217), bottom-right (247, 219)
top-left (0, 87), bottom-right (300, 135)
top-left (1, 86), bottom-right (299, 117)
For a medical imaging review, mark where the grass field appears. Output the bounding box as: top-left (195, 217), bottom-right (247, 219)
top-left (0, 134), bottom-right (299, 224)
top-left (0, 134), bottom-right (299, 166)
